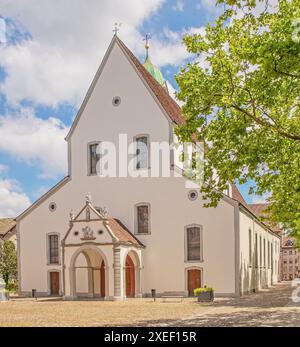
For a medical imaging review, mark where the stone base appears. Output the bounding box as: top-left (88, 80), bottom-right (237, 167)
top-left (63, 296), bottom-right (77, 301)
top-left (113, 296), bottom-right (125, 302)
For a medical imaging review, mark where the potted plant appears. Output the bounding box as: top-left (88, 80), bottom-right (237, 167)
top-left (194, 287), bottom-right (214, 302)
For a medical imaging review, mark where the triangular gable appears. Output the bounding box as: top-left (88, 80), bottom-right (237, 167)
top-left (62, 195), bottom-right (144, 247)
top-left (65, 35), bottom-right (185, 141)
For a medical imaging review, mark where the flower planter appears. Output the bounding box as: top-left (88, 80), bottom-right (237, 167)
top-left (197, 291), bottom-right (214, 302)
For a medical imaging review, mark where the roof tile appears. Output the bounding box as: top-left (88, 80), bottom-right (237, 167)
top-left (117, 37), bottom-right (186, 126)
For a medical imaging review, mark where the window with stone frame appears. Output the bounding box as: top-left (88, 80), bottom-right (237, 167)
top-left (89, 143), bottom-right (100, 175)
top-left (136, 205), bottom-right (150, 234)
top-left (49, 234), bottom-right (59, 264)
top-left (135, 136), bottom-right (149, 170)
top-left (186, 226), bottom-right (202, 262)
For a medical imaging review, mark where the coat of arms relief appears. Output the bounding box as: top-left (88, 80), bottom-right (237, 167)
top-left (81, 226), bottom-right (96, 241)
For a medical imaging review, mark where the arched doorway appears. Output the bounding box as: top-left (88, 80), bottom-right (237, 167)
top-left (71, 247), bottom-right (107, 299)
top-left (187, 269), bottom-right (202, 296)
top-left (125, 255), bottom-right (135, 297)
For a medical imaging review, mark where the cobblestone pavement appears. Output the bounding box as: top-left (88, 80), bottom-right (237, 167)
top-left (138, 282), bottom-right (300, 327)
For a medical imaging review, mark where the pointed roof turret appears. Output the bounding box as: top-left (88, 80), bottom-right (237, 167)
top-left (142, 34), bottom-right (166, 87)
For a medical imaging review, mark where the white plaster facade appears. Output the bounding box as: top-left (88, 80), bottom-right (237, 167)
top-left (16, 36), bottom-right (280, 300)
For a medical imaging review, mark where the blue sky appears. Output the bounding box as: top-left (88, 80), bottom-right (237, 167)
top-left (0, 0), bottom-right (263, 217)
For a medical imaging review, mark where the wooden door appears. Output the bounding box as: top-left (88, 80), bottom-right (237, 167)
top-left (100, 260), bottom-right (105, 298)
top-left (125, 255), bottom-right (135, 297)
top-left (188, 269), bottom-right (201, 296)
top-left (50, 272), bottom-right (59, 296)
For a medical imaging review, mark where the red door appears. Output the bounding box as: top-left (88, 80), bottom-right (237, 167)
top-left (188, 270), bottom-right (201, 296)
top-left (100, 260), bottom-right (105, 298)
top-left (125, 255), bottom-right (135, 297)
top-left (50, 272), bottom-right (59, 296)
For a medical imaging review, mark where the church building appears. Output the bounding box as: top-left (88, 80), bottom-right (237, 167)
top-left (16, 35), bottom-right (281, 300)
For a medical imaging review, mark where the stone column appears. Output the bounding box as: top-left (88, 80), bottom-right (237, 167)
top-left (137, 267), bottom-right (143, 298)
top-left (113, 247), bottom-right (122, 301)
top-left (87, 268), bottom-right (94, 298)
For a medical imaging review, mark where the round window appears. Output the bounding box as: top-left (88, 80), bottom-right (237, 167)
top-left (112, 96), bottom-right (121, 107)
top-left (188, 190), bottom-right (198, 201)
top-left (49, 202), bottom-right (57, 212)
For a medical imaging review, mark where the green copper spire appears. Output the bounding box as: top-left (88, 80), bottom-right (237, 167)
top-left (142, 34), bottom-right (166, 87)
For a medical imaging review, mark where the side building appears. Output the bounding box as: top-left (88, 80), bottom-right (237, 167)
top-left (281, 237), bottom-right (300, 281)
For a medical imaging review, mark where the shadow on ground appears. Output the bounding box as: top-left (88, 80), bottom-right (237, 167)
top-left (129, 282), bottom-right (300, 327)
top-left (131, 309), bottom-right (300, 327)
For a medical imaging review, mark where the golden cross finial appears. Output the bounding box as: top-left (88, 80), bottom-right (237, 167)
top-left (113, 23), bottom-right (121, 36)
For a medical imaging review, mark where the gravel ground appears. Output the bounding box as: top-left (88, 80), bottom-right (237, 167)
top-left (0, 297), bottom-right (200, 327)
top-left (0, 282), bottom-right (298, 327)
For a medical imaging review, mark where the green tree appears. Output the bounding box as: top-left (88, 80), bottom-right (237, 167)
top-left (0, 241), bottom-right (18, 290)
top-left (176, 0), bottom-right (300, 242)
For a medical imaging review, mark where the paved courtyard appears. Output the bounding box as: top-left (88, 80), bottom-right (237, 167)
top-left (140, 282), bottom-right (300, 327)
top-left (0, 282), bottom-right (299, 327)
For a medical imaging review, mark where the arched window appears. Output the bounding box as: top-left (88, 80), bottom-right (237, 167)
top-left (135, 135), bottom-right (149, 170)
top-left (185, 225), bottom-right (203, 262)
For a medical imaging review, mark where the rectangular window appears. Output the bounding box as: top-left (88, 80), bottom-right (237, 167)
top-left (255, 233), bottom-right (258, 268)
top-left (49, 235), bottom-right (59, 264)
top-left (268, 241), bottom-right (270, 268)
top-left (259, 236), bottom-right (262, 268)
top-left (249, 229), bottom-right (252, 265)
top-left (136, 205), bottom-right (150, 234)
top-left (271, 243), bottom-right (274, 269)
top-left (89, 143), bottom-right (100, 175)
top-left (187, 226), bottom-right (201, 262)
top-left (263, 238), bottom-right (266, 267)
top-left (136, 136), bottom-right (149, 170)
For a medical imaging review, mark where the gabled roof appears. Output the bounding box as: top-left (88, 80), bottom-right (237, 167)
top-left (0, 218), bottom-right (16, 237)
top-left (248, 203), bottom-right (270, 217)
top-left (66, 35), bottom-right (186, 141)
top-left (116, 37), bottom-right (186, 126)
top-left (230, 184), bottom-right (281, 235)
top-left (248, 203), bottom-right (282, 234)
top-left (282, 236), bottom-right (296, 248)
top-left (231, 184), bottom-right (248, 207)
top-left (63, 197), bottom-right (144, 247)
top-left (108, 218), bottom-right (143, 246)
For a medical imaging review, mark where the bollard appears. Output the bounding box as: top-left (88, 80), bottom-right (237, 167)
top-left (151, 289), bottom-right (156, 302)
top-left (32, 289), bottom-right (37, 300)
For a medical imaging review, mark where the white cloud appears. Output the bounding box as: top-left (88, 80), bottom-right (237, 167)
top-left (251, 192), bottom-right (272, 204)
top-left (0, 178), bottom-right (31, 218)
top-left (166, 81), bottom-right (185, 107)
top-left (196, 0), bottom-right (223, 15)
top-left (172, 1), bottom-right (184, 12)
top-left (0, 164), bottom-right (8, 174)
top-left (143, 26), bottom-right (206, 68)
top-left (234, 0), bottom-right (278, 19)
top-left (0, 108), bottom-right (69, 178)
top-left (0, 0), bottom-right (165, 107)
